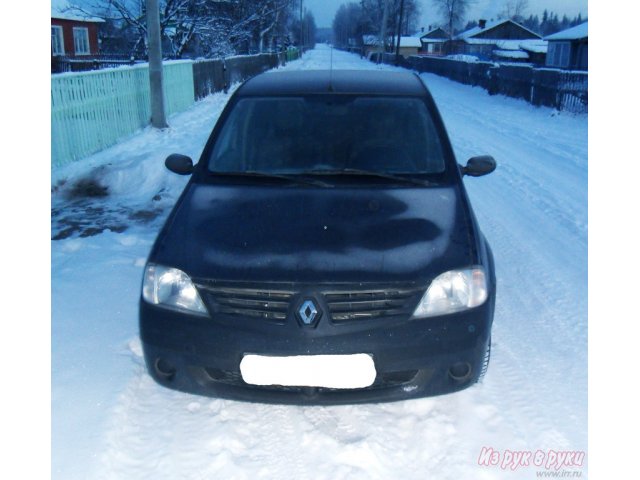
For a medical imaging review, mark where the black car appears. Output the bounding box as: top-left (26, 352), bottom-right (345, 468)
top-left (140, 69), bottom-right (496, 404)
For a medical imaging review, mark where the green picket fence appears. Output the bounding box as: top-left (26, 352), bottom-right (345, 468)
top-left (51, 61), bottom-right (195, 168)
top-left (51, 50), bottom-right (302, 168)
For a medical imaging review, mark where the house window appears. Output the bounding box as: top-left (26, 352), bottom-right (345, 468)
top-left (51, 25), bottom-right (64, 55)
top-left (73, 27), bottom-right (90, 55)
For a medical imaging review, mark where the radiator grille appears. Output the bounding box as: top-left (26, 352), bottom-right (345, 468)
top-left (323, 288), bottom-right (422, 322)
top-left (194, 282), bottom-right (423, 323)
top-left (196, 285), bottom-right (295, 322)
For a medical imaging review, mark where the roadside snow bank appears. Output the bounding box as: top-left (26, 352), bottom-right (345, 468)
top-left (52, 88), bottom-right (235, 207)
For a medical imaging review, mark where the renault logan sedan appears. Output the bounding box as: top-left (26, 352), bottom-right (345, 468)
top-left (140, 69), bottom-right (496, 404)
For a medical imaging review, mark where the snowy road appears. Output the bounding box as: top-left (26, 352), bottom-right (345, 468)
top-left (52, 45), bottom-right (587, 479)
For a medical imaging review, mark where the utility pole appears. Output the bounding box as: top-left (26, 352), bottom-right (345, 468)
top-left (380, 0), bottom-right (389, 58)
top-left (147, 0), bottom-right (167, 128)
top-left (394, 0), bottom-right (405, 66)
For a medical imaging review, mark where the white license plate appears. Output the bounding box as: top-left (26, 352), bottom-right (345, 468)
top-left (240, 354), bottom-right (376, 389)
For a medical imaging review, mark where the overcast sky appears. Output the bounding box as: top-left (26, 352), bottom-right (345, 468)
top-left (305, 0), bottom-right (588, 29)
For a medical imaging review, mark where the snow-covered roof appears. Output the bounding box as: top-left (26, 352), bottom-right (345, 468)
top-left (420, 27), bottom-right (448, 40)
top-left (456, 19), bottom-right (540, 41)
top-left (363, 35), bottom-right (421, 48)
top-left (545, 22), bottom-right (588, 41)
top-left (519, 41), bottom-right (548, 54)
top-left (456, 33), bottom-right (548, 59)
top-left (398, 36), bottom-right (422, 48)
top-left (445, 54), bottom-right (480, 63)
top-left (362, 35), bottom-right (381, 46)
top-left (52, 0), bottom-right (105, 22)
top-left (493, 50), bottom-right (529, 59)
top-left (464, 38), bottom-right (547, 53)
top-left (421, 38), bottom-right (446, 44)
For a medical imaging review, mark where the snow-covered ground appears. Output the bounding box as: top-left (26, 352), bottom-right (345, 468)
top-left (52, 44), bottom-right (587, 479)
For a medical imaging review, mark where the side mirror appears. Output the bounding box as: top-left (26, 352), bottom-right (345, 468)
top-left (462, 155), bottom-right (496, 177)
top-left (165, 154), bottom-right (194, 175)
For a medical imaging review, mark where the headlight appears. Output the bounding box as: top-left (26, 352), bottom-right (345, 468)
top-left (412, 267), bottom-right (488, 318)
top-left (142, 263), bottom-right (208, 315)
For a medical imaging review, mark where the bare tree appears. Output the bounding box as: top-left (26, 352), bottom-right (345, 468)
top-left (332, 3), bottom-right (363, 48)
top-left (335, 0), bottom-right (419, 51)
top-left (255, 1), bottom-right (293, 52)
top-left (500, 0), bottom-right (529, 22)
top-left (431, 0), bottom-right (472, 39)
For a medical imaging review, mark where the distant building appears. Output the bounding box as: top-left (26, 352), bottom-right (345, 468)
top-left (544, 22), bottom-right (588, 71)
top-left (449, 19), bottom-right (547, 64)
top-left (51, 1), bottom-right (104, 59)
top-left (420, 27), bottom-right (449, 56)
top-left (362, 35), bottom-right (383, 59)
top-left (393, 36), bottom-right (422, 58)
top-left (361, 35), bottom-right (421, 59)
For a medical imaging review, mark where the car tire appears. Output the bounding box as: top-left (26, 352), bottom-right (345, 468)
top-left (478, 337), bottom-right (491, 382)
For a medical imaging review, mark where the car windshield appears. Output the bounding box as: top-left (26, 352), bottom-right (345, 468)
top-left (207, 95), bottom-right (446, 175)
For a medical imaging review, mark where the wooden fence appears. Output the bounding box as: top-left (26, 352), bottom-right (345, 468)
top-left (51, 50), bottom-right (301, 168)
top-left (192, 50), bottom-right (300, 100)
top-left (51, 61), bottom-right (194, 168)
top-left (52, 54), bottom-right (137, 73)
top-left (376, 53), bottom-right (588, 114)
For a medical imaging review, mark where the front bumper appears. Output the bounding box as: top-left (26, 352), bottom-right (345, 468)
top-left (139, 292), bottom-right (494, 404)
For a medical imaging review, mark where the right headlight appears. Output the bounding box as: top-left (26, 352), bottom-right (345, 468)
top-left (412, 267), bottom-right (488, 318)
top-left (142, 263), bottom-right (208, 316)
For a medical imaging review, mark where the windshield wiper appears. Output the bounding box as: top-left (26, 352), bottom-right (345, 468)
top-left (209, 171), bottom-right (332, 188)
top-left (303, 168), bottom-right (435, 187)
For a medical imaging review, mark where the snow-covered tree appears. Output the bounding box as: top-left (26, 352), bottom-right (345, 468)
top-left (64, 0), bottom-right (298, 58)
top-left (332, 0), bottom-right (421, 50)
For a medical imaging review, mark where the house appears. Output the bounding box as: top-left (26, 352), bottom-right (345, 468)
top-left (449, 19), bottom-right (547, 64)
top-left (420, 27), bottom-right (449, 56)
top-left (544, 22), bottom-right (588, 71)
top-left (392, 36), bottom-right (423, 58)
top-left (362, 35), bottom-right (383, 59)
top-left (51, 0), bottom-right (104, 59)
top-left (362, 35), bottom-right (421, 59)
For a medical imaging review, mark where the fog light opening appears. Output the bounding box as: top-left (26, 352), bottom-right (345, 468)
top-left (449, 362), bottom-right (472, 381)
top-left (155, 358), bottom-right (177, 381)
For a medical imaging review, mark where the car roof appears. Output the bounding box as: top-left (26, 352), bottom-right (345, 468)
top-left (236, 70), bottom-right (428, 97)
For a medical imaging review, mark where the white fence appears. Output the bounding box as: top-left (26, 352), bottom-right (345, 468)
top-left (51, 61), bottom-right (195, 168)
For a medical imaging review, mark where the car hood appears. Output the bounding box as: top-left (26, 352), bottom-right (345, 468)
top-left (151, 182), bottom-right (477, 284)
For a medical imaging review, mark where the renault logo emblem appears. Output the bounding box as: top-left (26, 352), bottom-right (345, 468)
top-left (297, 299), bottom-right (321, 326)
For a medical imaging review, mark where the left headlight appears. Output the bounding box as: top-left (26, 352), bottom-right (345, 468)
top-left (142, 263), bottom-right (208, 315)
top-left (412, 267), bottom-right (488, 318)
